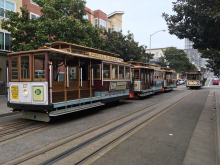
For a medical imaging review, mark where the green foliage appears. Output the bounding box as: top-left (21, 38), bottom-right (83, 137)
top-left (102, 30), bottom-right (145, 62)
top-left (201, 49), bottom-right (220, 75)
top-left (200, 67), bottom-right (208, 73)
top-left (163, 47), bottom-right (197, 72)
top-left (162, 0), bottom-right (220, 50)
top-left (1, 0), bottom-right (105, 51)
top-left (139, 45), bottom-right (154, 63)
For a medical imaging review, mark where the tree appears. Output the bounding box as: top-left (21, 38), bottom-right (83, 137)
top-left (1, 0), bottom-right (105, 51)
top-left (201, 49), bottom-right (220, 75)
top-left (163, 47), bottom-right (197, 72)
top-left (102, 30), bottom-right (144, 62)
top-left (139, 46), bottom-right (154, 63)
top-left (162, 0), bottom-right (220, 51)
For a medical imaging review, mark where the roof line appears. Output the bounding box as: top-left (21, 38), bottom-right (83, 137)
top-left (107, 11), bottom-right (124, 18)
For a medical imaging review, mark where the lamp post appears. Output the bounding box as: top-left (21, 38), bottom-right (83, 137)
top-left (149, 29), bottom-right (166, 63)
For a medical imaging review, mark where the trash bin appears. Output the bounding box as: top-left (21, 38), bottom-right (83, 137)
top-left (0, 81), bottom-right (5, 95)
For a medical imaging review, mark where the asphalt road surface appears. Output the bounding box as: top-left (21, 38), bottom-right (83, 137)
top-left (0, 71), bottom-right (218, 165)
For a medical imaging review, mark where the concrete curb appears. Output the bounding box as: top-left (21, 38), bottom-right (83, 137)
top-left (215, 90), bottom-right (220, 165)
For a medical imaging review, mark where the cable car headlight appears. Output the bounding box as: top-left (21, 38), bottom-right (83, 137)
top-left (23, 89), bottom-right (28, 97)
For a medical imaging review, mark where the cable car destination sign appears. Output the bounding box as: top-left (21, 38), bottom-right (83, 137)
top-left (88, 52), bottom-right (123, 62)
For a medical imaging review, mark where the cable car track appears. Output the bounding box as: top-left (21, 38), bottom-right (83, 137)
top-left (7, 90), bottom-right (195, 165)
top-left (0, 121), bottom-right (49, 143)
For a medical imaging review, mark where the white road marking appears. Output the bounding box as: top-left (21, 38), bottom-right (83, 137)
top-left (208, 78), bottom-right (212, 87)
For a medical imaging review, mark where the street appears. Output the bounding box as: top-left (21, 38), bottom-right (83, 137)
top-left (0, 72), bottom-right (219, 165)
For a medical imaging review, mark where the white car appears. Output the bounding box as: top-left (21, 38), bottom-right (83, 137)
top-left (177, 79), bottom-right (184, 85)
top-left (213, 76), bottom-right (219, 81)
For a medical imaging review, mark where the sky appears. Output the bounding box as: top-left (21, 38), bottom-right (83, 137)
top-left (85, 0), bottom-right (185, 50)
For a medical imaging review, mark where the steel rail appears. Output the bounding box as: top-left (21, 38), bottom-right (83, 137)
top-left (40, 90), bottom-right (194, 165)
top-left (75, 90), bottom-right (195, 165)
top-left (11, 90), bottom-right (188, 165)
top-left (0, 123), bottom-right (47, 136)
top-left (0, 121), bottom-right (40, 132)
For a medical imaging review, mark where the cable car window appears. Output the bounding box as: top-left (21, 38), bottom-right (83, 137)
top-left (119, 66), bottom-right (124, 79)
top-left (91, 65), bottom-right (100, 79)
top-left (69, 67), bottom-right (78, 80)
top-left (103, 64), bottom-right (110, 79)
top-left (125, 67), bottom-right (130, 79)
top-left (34, 54), bottom-right (45, 79)
top-left (134, 70), bottom-right (139, 79)
top-left (11, 56), bottom-right (18, 80)
top-left (112, 65), bottom-right (118, 79)
top-left (20, 55), bottom-right (30, 80)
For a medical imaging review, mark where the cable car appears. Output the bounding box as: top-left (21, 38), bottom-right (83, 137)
top-left (7, 42), bottom-right (132, 122)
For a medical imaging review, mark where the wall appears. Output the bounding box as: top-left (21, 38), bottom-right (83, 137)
top-left (107, 13), bottom-right (123, 31)
top-left (22, 0), bottom-right (41, 16)
top-left (0, 0), bottom-right (22, 30)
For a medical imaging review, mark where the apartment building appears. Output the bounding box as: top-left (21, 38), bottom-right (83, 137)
top-left (145, 47), bottom-right (170, 65)
top-left (0, 0), bottom-right (23, 94)
top-left (184, 38), bottom-right (207, 70)
top-left (84, 8), bottom-right (124, 32)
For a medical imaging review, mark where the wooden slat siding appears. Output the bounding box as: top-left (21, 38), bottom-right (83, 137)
top-left (64, 55), bottom-right (67, 102)
top-left (68, 81), bottom-right (79, 90)
top-left (52, 82), bottom-right (65, 91)
top-left (90, 59), bottom-right (92, 98)
top-left (78, 58), bottom-right (80, 99)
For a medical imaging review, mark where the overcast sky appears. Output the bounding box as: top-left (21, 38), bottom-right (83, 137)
top-left (85, 0), bottom-right (185, 50)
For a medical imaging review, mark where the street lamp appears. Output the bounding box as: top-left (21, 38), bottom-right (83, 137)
top-left (149, 29), bottom-right (166, 63)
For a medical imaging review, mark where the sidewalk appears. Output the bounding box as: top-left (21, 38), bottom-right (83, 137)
top-left (182, 90), bottom-right (217, 165)
top-left (0, 95), bottom-right (12, 116)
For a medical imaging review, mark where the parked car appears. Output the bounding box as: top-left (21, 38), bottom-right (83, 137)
top-left (213, 76), bottom-right (219, 81)
top-left (177, 79), bottom-right (184, 85)
top-left (181, 79), bottom-right (186, 84)
top-left (213, 77), bottom-right (220, 85)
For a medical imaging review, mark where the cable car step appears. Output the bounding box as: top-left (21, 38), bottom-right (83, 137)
top-left (49, 102), bottom-right (105, 116)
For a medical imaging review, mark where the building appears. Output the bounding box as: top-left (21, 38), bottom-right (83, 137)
top-left (84, 8), bottom-right (124, 32)
top-left (0, 0), bottom-right (23, 95)
top-left (145, 47), bottom-right (169, 65)
top-left (184, 38), bottom-right (207, 70)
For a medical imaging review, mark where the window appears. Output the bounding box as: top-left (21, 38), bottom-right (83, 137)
top-left (20, 55), bottom-right (30, 80)
top-left (119, 66), bottom-right (124, 79)
top-left (111, 24), bottom-right (114, 31)
top-left (119, 27), bottom-right (121, 32)
top-left (115, 25), bottom-right (118, 32)
top-left (112, 65), bottom-right (118, 79)
top-left (0, 0), bottom-right (15, 18)
top-left (58, 72), bottom-right (64, 82)
top-left (83, 14), bottom-right (88, 19)
top-left (30, 0), bottom-right (38, 6)
top-left (103, 64), bottom-right (110, 78)
top-left (70, 67), bottom-right (78, 80)
top-left (34, 54), bottom-right (45, 80)
top-left (125, 67), bottom-right (130, 79)
top-left (30, 12), bottom-right (39, 19)
top-left (155, 53), bottom-right (158, 59)
top-left (94, 18), bottom-right (98, 27)
top-left (134, 70), bottom-right (139, 79)
top-left (91, 65), bottom-right (100, 79)
top-left (0, 31), bottom-right (11, 50)
top-left (11, 56), bottom-right (18, 80)
top-left (100, 19), bottom-right (106, 30)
